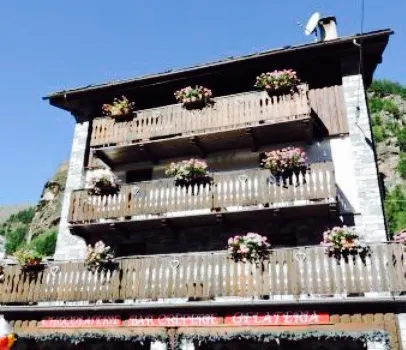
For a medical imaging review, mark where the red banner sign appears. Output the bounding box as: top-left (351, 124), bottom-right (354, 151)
top-left (128, 314), bottom-right (221, 327)
top-left (40, 312), bottom-right (329, 328)
top-left (225, 312), bottom-right (330, 326)
top-left (40, 317), bottom-right (122, 328)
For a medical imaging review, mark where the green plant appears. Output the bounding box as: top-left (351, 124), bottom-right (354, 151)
top-left (384, 185), bottom-right (406, 237)
top-left (28, 230), bottom-right (57, 257)
top-left (398, 153), bottom-right (406, 179)
top-left (372, 125), bottom-right (385, 143)
top-left (13, 248), bottom-right (43, 266)
top-left (397, 127), bottom-right (406, 152)
top-left (5, 226), bottom-right (27, 254)
top-left (369, 79), bottom-right (406, 99)
top-left (368, 96), bottom-right (400, 119)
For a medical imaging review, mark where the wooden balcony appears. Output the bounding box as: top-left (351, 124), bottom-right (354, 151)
top-left (90, 85), bottom-right (315, 167)
top-left (0, 244), bottom-right (404, 305)
top-left (68, 162), bottom-right (336, 236)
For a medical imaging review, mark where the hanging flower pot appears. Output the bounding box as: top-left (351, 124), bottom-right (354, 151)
top-left (102, 96), bottom-right (135, 122)
top-left (254, 69), bottom-right (300, 95)
top-left (261, 147), bottom-right (308, 187)
top-left (320, 226), bottom-right (369, 259)
top-left (227, 233), bottom-right (271, 263)
top-left (86, 169), bottom-right (120, 196)
top-left (174, 86), bottom-right (213, 110)
top-left (13, 249), bottom-right (44, 274)
top-left (85, 241), bottom-right (116, 273)
top-left (165, 159), bottom-right (213, 195)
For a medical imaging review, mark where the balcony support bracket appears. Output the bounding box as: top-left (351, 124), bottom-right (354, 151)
top-left (189, 137), bottom-right (206, 158)
top-left (245, 127), bottom-right (260, 152)
top-left (139, 144), bottom-right (159, 165)
top-left (94, 150), bottom-right (114, 169)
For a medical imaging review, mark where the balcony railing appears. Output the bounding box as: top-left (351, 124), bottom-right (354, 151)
top-left (0, 244), bottom-right (404, 305)
top-left (68, 162), bottom-right (335, 224)
top-left (90, 85), bottom-right (310, 147)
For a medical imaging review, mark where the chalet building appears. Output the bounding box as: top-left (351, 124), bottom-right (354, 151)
top-left (0, 22), bottom-right (405, 350)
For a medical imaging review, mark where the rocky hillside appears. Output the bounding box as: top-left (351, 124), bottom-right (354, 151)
top-left (368, 80), bottom-right (406, 236)
top-left (0, 161), bottom-right (68, 257)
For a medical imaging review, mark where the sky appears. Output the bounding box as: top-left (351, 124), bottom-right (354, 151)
top-left (0, 1), bottom-right (404, 205)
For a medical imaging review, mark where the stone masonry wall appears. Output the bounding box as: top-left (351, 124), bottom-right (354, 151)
top-left (398, 314), bottom-right (406, 350)
top-left (54, 121), bottom-right (89, 260)
top-left (341, 73), bottom-right (387, 242)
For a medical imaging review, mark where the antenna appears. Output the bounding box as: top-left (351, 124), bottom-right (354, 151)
top-left (304, 12), bottom-right (320, 42)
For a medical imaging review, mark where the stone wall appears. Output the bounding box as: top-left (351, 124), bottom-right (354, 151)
top-left (54, 121), bottom-right (89, 260)
top-left (398, 314), bottom-right (406, 350)
top-left (341, 72), bottom-right (387, 242)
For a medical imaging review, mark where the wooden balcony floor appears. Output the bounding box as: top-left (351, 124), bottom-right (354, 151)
top-left (94, 117), bottom-right (313, 167)
top-left (70, 201), bottom-right (336, 241)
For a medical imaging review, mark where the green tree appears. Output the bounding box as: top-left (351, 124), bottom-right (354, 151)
top-left (5, 226), bottom-right (27, 254)
top-left (29, 230), bottom-right (57, 257)
top-left (384, 185), bottom-right (406, 236)
top-left (369, 79), bottom-right (406, 99)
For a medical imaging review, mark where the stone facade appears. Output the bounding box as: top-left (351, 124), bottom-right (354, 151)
top-left (398, 314), bottom-right (406, 350)
top-left (341, 72), bottom-right (387, 242)
top-left (54, 121), bottom-right (90, 260)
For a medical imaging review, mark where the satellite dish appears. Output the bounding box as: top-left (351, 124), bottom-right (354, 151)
top-left (304, 12), bottom-right (320, 36)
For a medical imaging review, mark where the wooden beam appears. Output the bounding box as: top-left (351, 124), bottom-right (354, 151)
top-left (94, 149), bottom-right (114, 169)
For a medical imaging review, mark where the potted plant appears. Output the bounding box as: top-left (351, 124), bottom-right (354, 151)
top-left (227, 233), bottom-right (270, 263)
top-left (174, 86), bottom-right (212, 109)
top-left (85, 241), bottom-right (116, 273)
top-left (13, 248), bottom-right (44, 271)
top-left (86, 168), bottom-right (120, 196)
top-left (260, 146), bottom-right (308, 186)
top-left (254, 69), bottom-right (300, 94)
top-left (394, 230), bottom-right (406, 252)
top-left (165, 158), bottom-right (213, 194)
top-left (320, 226), bottom-right (369, 258)
top-left (102, 96), bottom-right (135, 121)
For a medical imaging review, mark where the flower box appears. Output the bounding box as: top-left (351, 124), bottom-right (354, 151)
top-left (254, 69), bottom-right (300, 94)
top-left (165, 159), bottom-right (213, 195)
top-left (86, 169), bottom-right (120, 196)
top-left (86, 241), bottom-right (116, 273)
top-left (320, 226), bottom-right (369, 258)
top-left (102, 96), bottom-right (135, 121)
top-left (227, 233), bottom-right (270, 263)
top-left (174, 86), bottom-right (212, 109)
top-left (261, 147), bottom-right (308, 186)
top-left (13, 249), bottom-right (44, 273)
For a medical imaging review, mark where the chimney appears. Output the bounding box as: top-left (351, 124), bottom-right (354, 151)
top-left (318, 16), bottom-right (338, 41)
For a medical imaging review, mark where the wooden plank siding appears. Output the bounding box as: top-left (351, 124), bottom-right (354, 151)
top-left (0, 244), bottom-right (404, 305)
top-left (90, 85), bottom-right (311, 147)
top-left (308, 85), bottom-right (349, 135)
top-left (68, 162), bottom-right (335, 223)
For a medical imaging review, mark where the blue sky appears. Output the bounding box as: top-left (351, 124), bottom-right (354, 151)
top-left (0, 0), bottom-right (404, 205)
